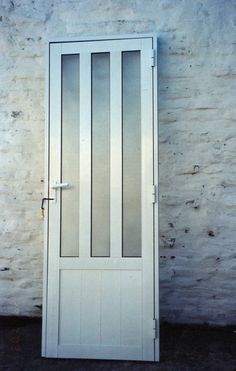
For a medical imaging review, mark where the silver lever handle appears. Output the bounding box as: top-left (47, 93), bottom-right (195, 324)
top-left (51, 182), bottom-right (70, 189)
top-left (51, 182), bottom-right (70, 203)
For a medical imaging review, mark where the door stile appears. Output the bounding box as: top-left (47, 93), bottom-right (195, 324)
top-left (110, 51), bottom-right (122, 258)
top-left (153, 36), bottom-right (160, 362)
top-left (79, 53), bottom-right (92, 258)
top-left (140, 40), bottom-right (155, 361)
top-left (42, 42), bottom-right (50, 357)
top-left (46, 43), bottom-right (62, 357)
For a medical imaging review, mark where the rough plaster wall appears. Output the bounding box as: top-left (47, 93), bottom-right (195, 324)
top-left (0, 0), bottom-right (235, 324)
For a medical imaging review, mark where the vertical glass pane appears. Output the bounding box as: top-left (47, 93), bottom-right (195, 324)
top-left (61, 54), bottom-right (80, 257)
top-left (122, 51), bottom-right (141, 257)
top-left (91, 53), bottom-right (110, 257)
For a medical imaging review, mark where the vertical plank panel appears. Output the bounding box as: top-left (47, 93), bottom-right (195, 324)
top-left (81, 271), bottom-right (101, 344)
top-left (101, 271), bottom-right (121, 345)
top-left (121, 271), bottom-right (142, 346)
top-left (59, 270), bottom-right (82, 344)
top-left (110, 52), bottom-right (122, 258)
top-left (79, 53), bottom-right (91, 258)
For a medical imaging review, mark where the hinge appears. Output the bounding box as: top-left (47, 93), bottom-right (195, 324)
top-left (152, 184), bottom-right (157, 203)
top-left (151, 49), bottom-right (156, 67)
top-left (153, 318), bottom-right (159, 339)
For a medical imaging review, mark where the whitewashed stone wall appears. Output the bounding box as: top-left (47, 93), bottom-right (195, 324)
top-left (0, 0), bottom-right (235, 325)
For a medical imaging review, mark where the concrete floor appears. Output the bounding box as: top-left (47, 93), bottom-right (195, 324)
top-left (0, 317), bottom-right (235, 371)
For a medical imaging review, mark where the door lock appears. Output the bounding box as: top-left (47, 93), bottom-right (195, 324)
top-left (40, 197), bottom-right (54, 219)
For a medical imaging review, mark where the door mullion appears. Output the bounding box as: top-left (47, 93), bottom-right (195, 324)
top-left (110, 52), bottom-right (122, 258)
top-left (79, 53), bottom-right (91, 258)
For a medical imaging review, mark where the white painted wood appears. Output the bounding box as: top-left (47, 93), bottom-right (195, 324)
top-left (59, 258), bottom-right (141, 270)
top-left (41, 41), bottom-right (50, 356)
top-left (140, 37), bottom-right (155, 361)
top-left (100, 271), bottom-right (121, 345)
top-left (121, 271), bottom-right (142, 346)
top-left (153, 36), bottom-right (160, 362)
top-left (110, 52), bottom-right (122, 258)
top-left (45, 43), bottom-right (62, 357)
top-left (61, 39), bottom-right (143, 55)
top-left (49, 33), bottom-right (157, 44)
top-left (57, 344), bottom-right (143, 360)
top-left (81, 271), bottom-right (101, 344)
top-left (59, 270), bottom-right (82, 344)
top-left (44, 35), bottom-right (159, 362)
top-left (79, 53), bottom-right (91, 258)
top-left (58, 268), bottom-right (144, 347)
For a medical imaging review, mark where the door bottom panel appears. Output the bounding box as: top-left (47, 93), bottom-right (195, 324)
top-left (59, 269), bottom-right (142, 348)
top-left (57, 344), bottom-right (143, 360)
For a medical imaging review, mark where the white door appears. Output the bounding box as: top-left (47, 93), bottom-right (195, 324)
top-left (42, 35), bottom-right (159, 362)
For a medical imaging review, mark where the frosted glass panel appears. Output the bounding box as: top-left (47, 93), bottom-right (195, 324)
top-left (61, 55), bottom-right (80, 257)
top-left (91, 53), bottom-right (110, 257)
top-left (122, 51), bottom-right (141, 257)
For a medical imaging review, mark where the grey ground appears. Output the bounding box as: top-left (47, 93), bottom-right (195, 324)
top-left (0, 317), bottom-right (235, 371)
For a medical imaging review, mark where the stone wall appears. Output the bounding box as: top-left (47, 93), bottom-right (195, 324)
top-left (0, 0), bottom-right (235, 324)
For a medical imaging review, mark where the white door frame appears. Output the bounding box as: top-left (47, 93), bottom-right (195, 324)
top-left (42, 33), bottom-right (159, 361)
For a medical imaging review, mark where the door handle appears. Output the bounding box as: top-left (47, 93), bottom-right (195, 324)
top-left (51, 182), bottom-right (70, 189)
top-left (51, 182), bottom-right (70, 203)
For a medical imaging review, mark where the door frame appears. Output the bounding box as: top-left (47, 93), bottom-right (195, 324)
top-left (42, 33), bottom-right (159, 361)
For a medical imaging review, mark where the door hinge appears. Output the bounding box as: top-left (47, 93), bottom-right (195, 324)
top-left (151, 49), bottom-right (156, 67)
top-left (152, 185), bottom-right (158, 203)
top-left (153, 319), bottom-right (159, 339)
